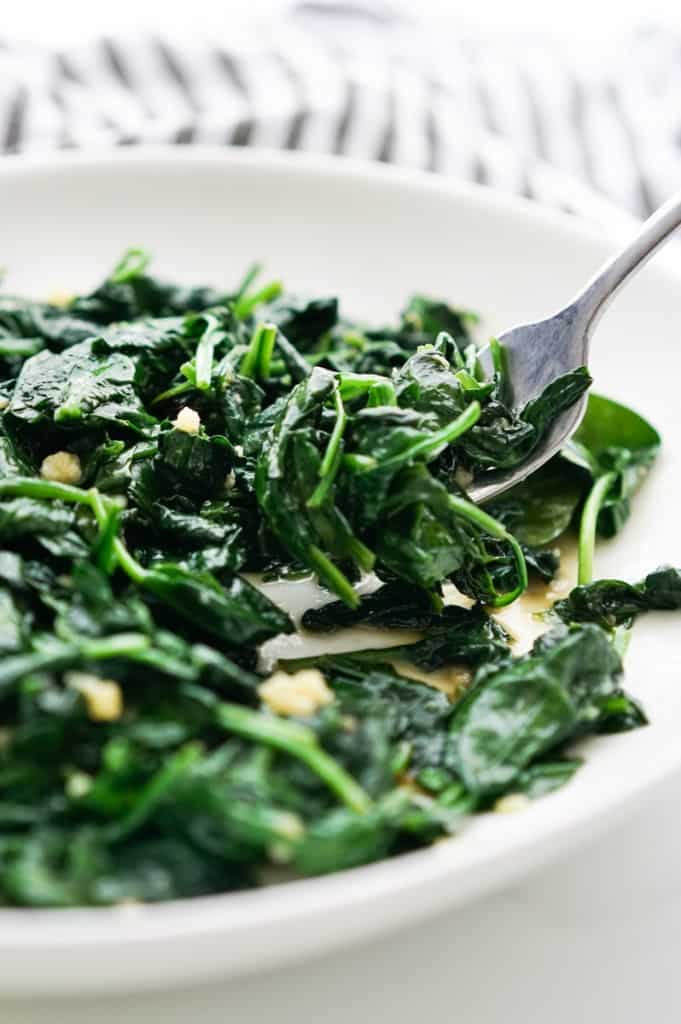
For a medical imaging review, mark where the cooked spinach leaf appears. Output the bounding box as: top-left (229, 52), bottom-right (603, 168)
top-left (553, 565), bottom-right (681, 628)
top-left (446, 624), bottom-right (625, 796)
top-left (562, 394), bottom-right (660, 583)
top-left (301, 588), bottom-right (510, 669)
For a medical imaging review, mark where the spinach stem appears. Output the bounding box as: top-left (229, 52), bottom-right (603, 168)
top-left (374, 401), bottom-right (481, 473)
top-left (578, 471), bottom-right (616, 585)
top-left (194, 318), bottom-right (219, 390)
top-left (232, 262), bottom-right (262, 304)
top-left (341, 453), bottom-right (377, 472)
top-left (79, 633), bottom-right (150, 659)
top-left (306, 447), bottom-right (342, 509)
top-left (234, 281), bottom-right (282, 320)
top-left (367, 381), bottom-right (397, 407)
top-left (214, 703), bottom-right (372, 814)
top-left (255, 323), bottom-right (278, 381)
top-left (104, 743), bottom-right (202, 843)
top-left (89, 489), bottom-right (147, 584)
top-left (319, 389), bottom-right (347, 478)
top-left (0, 478), bottom-right (92, 506)
top-left (0, 646), bottom-right (80, 694)
top-left (308, 545), bottom-right (359, 609)
top-left (241, 322), bottom-right (277, 380)
top-left (338, 373), bottom-right (392, 401)
top-left (0, 478), bottom-right (150, 587)
top-left (488, 337), bottom-right (503, 377)
top-left (0, 633), bottom-right (150, 695)
top-left (346, 536), bottom-right (376, 573)
top-left (111, 248), bottom-right (150, 283)
top-left (446, 494), bottom-right (528, 606)
top-left (151, 379), bottom-right (193, 406)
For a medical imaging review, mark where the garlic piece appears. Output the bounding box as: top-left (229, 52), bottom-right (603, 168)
top-left (258, 669), bottom-right (334, 718)
top-left (40, 451), bottom-right (82, 485)
top-left (67, 672), bottom-right (124, 722)
top-left (172, 406), bottom-right (201, 434)
top-left (494, 792), bottom-right (531, 814)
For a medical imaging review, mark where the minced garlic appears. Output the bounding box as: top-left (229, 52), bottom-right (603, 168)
top-left (172, 406), bottom-right (201, 434)
top-left (493, 792), bottom-right (531, 814)
top-left (40, 451), bottom-right (82, 485)
top-left (48, 289), bottom-right (74, 309)
top-left (65, 771), bottom-right (93, 799)
top-left (454, 466), bottom-right (474, 490)
top-left (66, 672), bottom-right (123, 722)
top-left (258, 669), bottom-right (334, 718)
top-left (273, 811), bottom-right (305, 841)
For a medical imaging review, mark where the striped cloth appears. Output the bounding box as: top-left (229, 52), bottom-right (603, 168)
top-left (0, 3), bottom-right (678, 220)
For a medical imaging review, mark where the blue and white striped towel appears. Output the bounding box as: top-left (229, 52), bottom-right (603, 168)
top-left (1, 3), bottom-right (679, 221)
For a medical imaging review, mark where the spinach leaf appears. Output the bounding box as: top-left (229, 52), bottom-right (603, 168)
top-left (301, 581), bottom-right (440, 633)
top-left (142, 564), bottom-right (293, 649)
top-left (278, 655), bottom-right (453, 772)
top-left (5, 340), bottom-right (153, 450)
top-left (447, 624), bottom-right (624, 796)
top-left (562, 394), bottom-right (660, 584)
top-left (487, 457), bottom-right (588, 547)
top-left (69, 249), bottom-right (226, 323)
top-left (459, 367), bottom-right (591, 473)
top-left (301, 589), bottom-right (510, 670)
top-left (553, 565), bottom-right (681, 627)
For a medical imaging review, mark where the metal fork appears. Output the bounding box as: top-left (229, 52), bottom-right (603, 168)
top-left (470, 190), bottom-right (681, 504)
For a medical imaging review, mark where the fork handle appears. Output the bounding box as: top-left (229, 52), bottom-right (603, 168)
top-left (574, 189), bottom-right (681, 332)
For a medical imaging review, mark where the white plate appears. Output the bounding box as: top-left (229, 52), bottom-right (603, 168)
top-left (0, 148), bottom-right (680, 997)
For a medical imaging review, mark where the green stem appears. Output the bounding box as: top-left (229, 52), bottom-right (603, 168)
top-left (308, 545), bottom-right (359, 609)
top-left (256, 323), bottom-right (278, 381)
top-left (240, 322), bottom-right (263, 379)
top-left (0, 477), bottom-right (92, 505)
top-left (454, 369), bottom-right (479, 390)
top-left (92, 502), bottom-right (121, 575)
top-left (338, 373), bottom-right (392, 401)
top-left (447, 494), bottom-right (528, 606)
top-left (0, 339), bottom-right (42, 358)
top-left (89, 489), bottom-right (147, 584)
top-left (0, 478), bottom-right (150, 588)
top-left (319, 389), bottom-right (347, 478)
top-left (234, 281), bottom-right (282, 320)
top-left (346, 536), bottom-right (375, 573)
top-left (104, 743), bottom-right (202, 843)
top-left (367, 381), bottom-right (397, 407)
top-left (151, 379), bottom-right (193, 406)
top-left (232, 262), bottom-right (262, 304)
top-left (111, 248), bottom-right (150, 283)
top-left (578, 472), bottom-right (616, 585)
top-left (371, 401), bottom-right (481, 474)
top-left (0, 633), bottom-right (150, 696)
top-left (0, 646), bottom-right (80, 695)
top-left (342, 453), bottom-right (377, 472)
top-left (241, 322), bottom-right (277, 380)
top-left (214, 703), bottom-right (372, 814)
top-left (306, 446), bottom-right (342, 509)
top-left (195, 327), bottom-right (217, 391)
top-left (488, 336), bottom-right (504, 377)
top-left (79, 633), bottom-right (150, 659)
